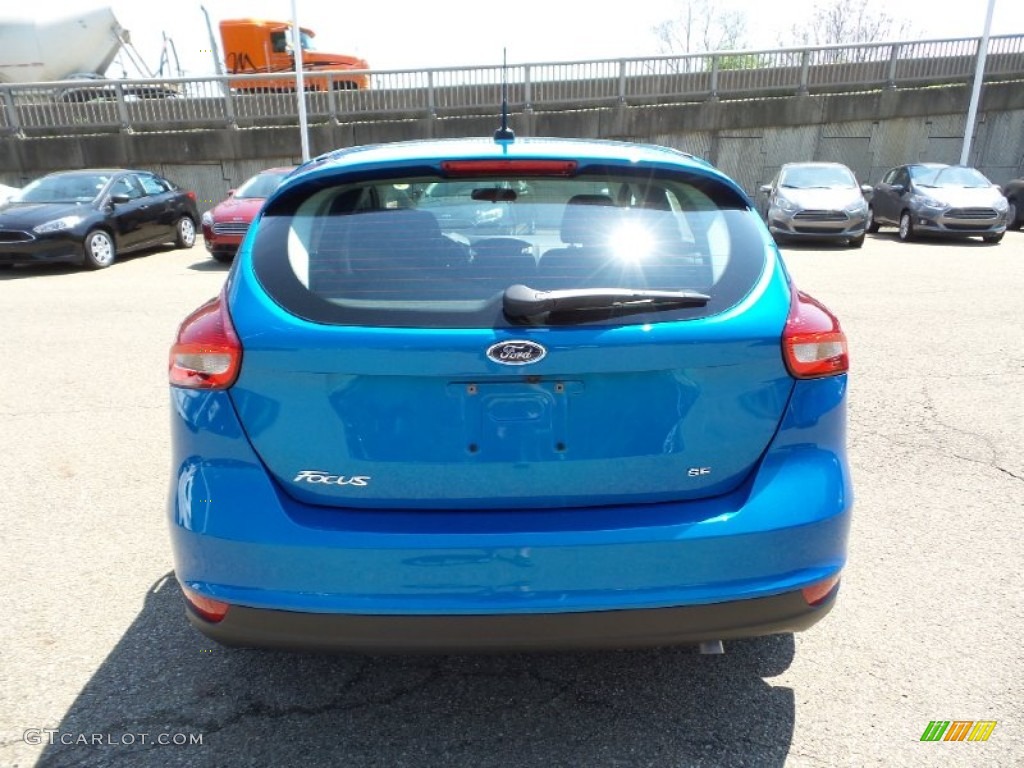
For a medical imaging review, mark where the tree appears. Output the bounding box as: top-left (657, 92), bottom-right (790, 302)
top-left (782, 0), bottom-right (916, 48)
top-left (714, 52), bottom-right (770, 72)
top-left (653, 0), bottom-right (748, 56)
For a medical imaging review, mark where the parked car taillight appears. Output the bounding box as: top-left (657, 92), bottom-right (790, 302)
top-left (783, 289), bottom-right (849, 379)
top-left (169, 289), bottom-right (242, 389)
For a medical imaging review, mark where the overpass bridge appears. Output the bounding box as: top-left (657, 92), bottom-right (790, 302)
top-left (2, 35), bottom-right (1023, 207)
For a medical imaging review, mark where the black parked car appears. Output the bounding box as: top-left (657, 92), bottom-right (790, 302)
top-left (1000, 178), bottom-right (1023, 230)
top-left (868, 163), bottom-right (1009, 244)
top-left (0, 169), bottom-right (199, 269)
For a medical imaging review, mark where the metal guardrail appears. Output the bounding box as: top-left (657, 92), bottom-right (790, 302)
top-left (2, 35), bottom-right (1023, 136)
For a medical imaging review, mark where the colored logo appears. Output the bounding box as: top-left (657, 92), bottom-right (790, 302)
top-left (920, 721), bottom-right (997, 742)
top-left (486, 340), bottom-right (547, 366)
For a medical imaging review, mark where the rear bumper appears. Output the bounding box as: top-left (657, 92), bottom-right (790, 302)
top-left (167, 373), bottom-right (852, 650)
top-left (187, 586), bottom-right (838, 652)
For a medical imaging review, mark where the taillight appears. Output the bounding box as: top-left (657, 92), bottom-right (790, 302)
top-left (181, 585), bottom-right (230, 623)
top-left (186, 191), bottom-right (197, 201)
top-left (783, 289), bottom-right (849, 379)
top-left (801, 573), bottom-right (841, 606)
top-left (441, 159), bottom-right (578, 176)
top-left (169, 289), bottom-right (241, 389)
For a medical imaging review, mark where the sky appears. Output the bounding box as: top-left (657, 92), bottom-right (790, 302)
top-left (15, 0), bottom-right (1024, 78)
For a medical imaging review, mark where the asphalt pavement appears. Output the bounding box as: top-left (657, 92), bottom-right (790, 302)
top-left (0, 231), bottom-right (1021, 767)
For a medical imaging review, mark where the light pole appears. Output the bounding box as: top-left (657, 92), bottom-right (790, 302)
top-left (961, 0), bottom-right (997, 166)
top-left (199, 5), bottom-right (224, 76)
top-left (291, 0), bottom-right (310, 162)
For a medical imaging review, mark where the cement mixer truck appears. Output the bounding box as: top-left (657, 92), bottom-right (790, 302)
top-left (0, 7), bottom-right (368, 97)
top-left (0, 7), bottom-right (141, 83)
top-left (0, 7), bottom-right (174, 101)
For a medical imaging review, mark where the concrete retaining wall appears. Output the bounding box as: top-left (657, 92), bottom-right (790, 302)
top-left (1, 81), bottom-right (1021, 212)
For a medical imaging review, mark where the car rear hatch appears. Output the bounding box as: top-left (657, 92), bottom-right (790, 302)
top-left (229, 158), bottom-right (795, 510)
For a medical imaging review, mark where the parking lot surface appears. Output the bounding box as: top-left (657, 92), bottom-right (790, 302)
top-left (1, 232), bottom-right (1021, 767)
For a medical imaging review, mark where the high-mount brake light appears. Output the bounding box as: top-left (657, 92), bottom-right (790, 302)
top-left (783, 289), bottom-right (849, 379)
top-left (169, 288), bottom-right (242, 390)
top-left (441, 160), bottom-right (578, 177)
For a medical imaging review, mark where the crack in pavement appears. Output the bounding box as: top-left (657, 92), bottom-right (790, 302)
top-left (56, 662), bottom-right (449, 766)
top-left (850, 384), bottom-right (1022, 484)
top-left (856, 429), bottom-right (1023, 484)
top-left (921, 383), bottom-right (1023, 482)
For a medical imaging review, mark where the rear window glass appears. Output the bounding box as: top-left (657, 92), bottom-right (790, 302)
top-left (251, 171), bottom-right (767, 328)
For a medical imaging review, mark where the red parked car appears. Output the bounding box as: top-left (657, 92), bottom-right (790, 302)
top-left (201, 167), bottom-right (295, 262)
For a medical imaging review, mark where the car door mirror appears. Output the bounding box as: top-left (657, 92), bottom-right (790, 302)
top-left (890, 184), bottom-right (906, 194)
top-left (759, 184), bottom-right (772, 195)
top-left (227, 189), bottom-right (236, 197)
top-left (109, 193), bottom-right (131, 205)
top-left (860, 184), bottom-right (873, 196)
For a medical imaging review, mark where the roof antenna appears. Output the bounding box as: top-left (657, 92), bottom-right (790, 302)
top-left (494, 48), bottom-right (515, 141)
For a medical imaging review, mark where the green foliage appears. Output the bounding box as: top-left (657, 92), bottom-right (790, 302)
top-left (710, 53), bottom-right (769, 71)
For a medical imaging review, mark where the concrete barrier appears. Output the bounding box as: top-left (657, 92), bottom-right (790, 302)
top-left (1, 81), bottom-right (1021, 210)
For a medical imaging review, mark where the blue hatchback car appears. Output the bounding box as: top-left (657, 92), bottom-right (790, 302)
top-left (168, 136), bottom-right (851, 652)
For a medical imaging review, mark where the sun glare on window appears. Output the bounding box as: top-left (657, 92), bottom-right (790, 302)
top-left (609, 221), bottom-right (655, 263)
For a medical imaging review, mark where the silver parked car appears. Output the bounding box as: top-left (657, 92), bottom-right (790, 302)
top-left (760, 162), bottom-right (871, 248)
top-left (869, 164), bottom-right (1009, 244)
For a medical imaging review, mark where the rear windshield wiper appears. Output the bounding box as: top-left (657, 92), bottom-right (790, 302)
top-left (503, 283), bottom-right (710, 321)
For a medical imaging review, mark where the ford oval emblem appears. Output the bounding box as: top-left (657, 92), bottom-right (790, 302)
top-left (486, 340), bottom-right (547, 366)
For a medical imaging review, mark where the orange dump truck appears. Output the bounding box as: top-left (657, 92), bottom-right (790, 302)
top-left (219, 19), bottom-right (369, 91)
